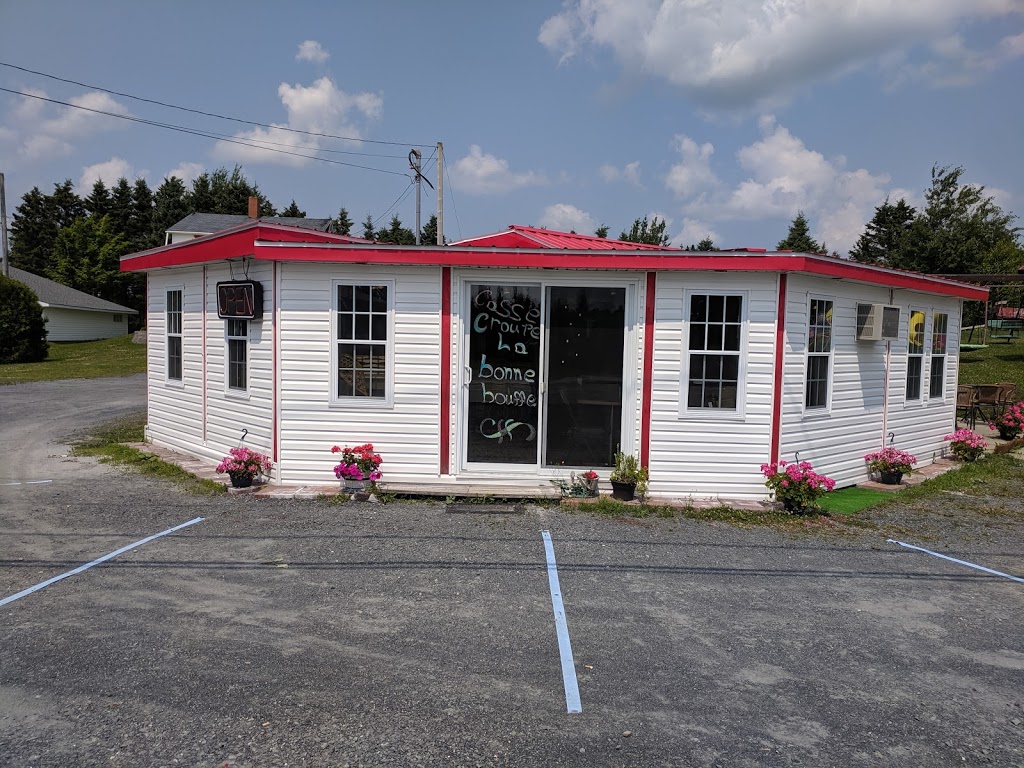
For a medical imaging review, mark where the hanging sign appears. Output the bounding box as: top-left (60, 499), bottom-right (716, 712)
top-left (216, 281), bottom-right (264, 319)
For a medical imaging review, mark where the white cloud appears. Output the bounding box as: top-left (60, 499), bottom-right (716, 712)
top-left (214, 77), bottom-right (383, 167)
top-left (79, 157), bottom-right (135, 190)
top-left (661, 116), bottom-right (903, 253)
top-left (539, 1), bottom-right (1024, 107)
top-left (539, 203), bottom-right (596, 233)
top-left (599, 160), bottom-right (641, 186)
top-left (0, 88), bottom-right (131, 160)
top-left (296, 40), bottom-right (329, 64)
top-left (674, 218), bottom-right (720, 249)
top-left (450, 145), bottom-right (547, 195)
top-left (166, 162), bottom-right (205, 186)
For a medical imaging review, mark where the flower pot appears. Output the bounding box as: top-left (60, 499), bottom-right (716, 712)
top-left (610, 480), bottom-right (636, 501)
top-left (343, 478), bottom-right (367, 493)
top-left (585, 477), bottom-right (600, 497)
top-left (229, 473), bottom-right (254, 489)
top-left (997, 426), bottom-right (1020, 441)
top-left (879, 470), bottom-right (903, 485)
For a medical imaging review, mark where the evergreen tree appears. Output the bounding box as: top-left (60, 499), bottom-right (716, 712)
top-left (684, 237), bottom-right (718, 251)
top-left (50, 179), bottom-right (85, 228)
top-left (333, 207), bottom-right (354, 235)
top-left (48, 215), bottom-right (136, 308)
top-left (9, 186), bottom-right (57, 274)
top-left (594, 225), bottom-right (609, 239)
top-left (849, 197), bottom-right (916, 265)
top-left (186, 166), bottom-right (275, 216)
top-left (620, 216), bottom-right (670, 246)
top-left (150, 177), bottom-right (191, 248)
top-left (107, 178), bottom-right (135, 240)
top-left (361, 214), bottom-right (375, 241)
top-left (420, 214), bottom-right (442, 245)
top-left (0, 274), bottom-right (48, 363)
top-left (280, 199), bottom-right (306, 217)
top-left (130, 178), bottom-right (154, 252)
top-left (776, 211), bottom-right (821, 252)
top-left (377, 215), bottom-right (416, 245)
top-left (84, 180), bottom-right (111, 218)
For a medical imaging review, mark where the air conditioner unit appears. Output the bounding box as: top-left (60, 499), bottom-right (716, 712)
top-left (856, 303), bottom-right (901, 341)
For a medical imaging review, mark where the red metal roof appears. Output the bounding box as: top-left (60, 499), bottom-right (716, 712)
top-left (451, 225), bottom-right (676, 251)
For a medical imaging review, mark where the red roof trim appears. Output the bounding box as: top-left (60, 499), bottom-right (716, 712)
top-left (121, 238), bottom-right (988, 300)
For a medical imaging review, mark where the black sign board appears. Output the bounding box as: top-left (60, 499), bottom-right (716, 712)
top-left (216, 281), bottom-right (264, 319)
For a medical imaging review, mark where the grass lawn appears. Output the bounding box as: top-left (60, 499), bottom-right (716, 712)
top-left (818, 486), bottom-right (892, 515)
top-left (0, 335), bottom-right (145, 385)
top-left (959, 330), bottom-right (1024, 391)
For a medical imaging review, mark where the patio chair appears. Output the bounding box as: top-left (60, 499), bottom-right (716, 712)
top-left (975, 384), bottom-right (1004, 420)
top-left (956, 385), bottom-right (981, 430)
top-left (996, 382), bottom-right (1018, 414)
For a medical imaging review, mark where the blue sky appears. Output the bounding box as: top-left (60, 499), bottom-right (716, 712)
top-left (1, 1), bottom-right (1022, 254)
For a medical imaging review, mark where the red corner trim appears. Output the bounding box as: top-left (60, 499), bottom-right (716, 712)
top-left (770, 274), bottom-right (788, 463)
top-left (640, 272), bottom-right (656, 468)
top-left (272, 261), bottom-right (279, 465)
top-left (440, 267), bottom-right (452, 475)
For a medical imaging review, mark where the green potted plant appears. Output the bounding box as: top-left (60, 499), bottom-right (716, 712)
top-left (216, 446), bottom-right (272, 488)
top-left (991, 401), bottom-right (1024, 441)
top-left (864, 447), bottom-right (917, 485)
top-left (609, 452), bottom-right (648, 501)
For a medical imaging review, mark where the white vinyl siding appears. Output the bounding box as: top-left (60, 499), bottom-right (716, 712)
top-left (277, 263), bottom-right (442, 486)
top-left (40, 307), bottom-right (130, 341)
top-left (651, 273), bottom-right (775, 501)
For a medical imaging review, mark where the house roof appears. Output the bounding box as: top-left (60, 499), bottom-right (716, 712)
top-left (451, 225), bottom-right (676, 251)
top-left (7, 267), bottom-right (138, 314)
top-left (120, 224), bottom-right (989, 301)
top-left (167, 212), bottom-right (334, 235)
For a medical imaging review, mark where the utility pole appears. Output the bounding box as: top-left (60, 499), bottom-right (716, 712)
top-left (436, 142), bottom-right (444, 246)
top-left (409, 149), bottom-right (423, 245)
top-left (0, 172), bottom-right (9, 278)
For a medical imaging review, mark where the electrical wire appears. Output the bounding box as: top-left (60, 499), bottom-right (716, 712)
top-left (0, 60), bottom-right (432, 149)
top-left (0, 86), bottom-right (410, 178)
top-left (444, 161), bottom-right (463, 241)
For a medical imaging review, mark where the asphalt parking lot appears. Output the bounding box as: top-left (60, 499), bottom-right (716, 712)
top-left (1, 378), bottom-right (1023, 767)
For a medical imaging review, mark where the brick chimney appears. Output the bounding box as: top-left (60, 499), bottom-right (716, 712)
top-left (247, 196), bottom-right (259, 219)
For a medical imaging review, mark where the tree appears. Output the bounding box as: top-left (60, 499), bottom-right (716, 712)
top-left (50, 179), bottom-right (85, 228)
top-left (48, 215), bottom-right (136, 309)
top-left (280, 199), bottom-right (306, 218)
top-left (849, 197), bottom-right (916, 266)
top-left (890, 165), bottom-right (1020, 275)
top-left (620, 216), bottom-right (670, 246)
top-left (84, 180), bottom-right (111, 218)
top-left (333, 207), bottom-right (354, 235)
top-left (361, 214), bottom-right (375, 240)
top-left (376, 215), bottom-right (416, 245)
top-left (420, 214), bottom-right (443, 245)
top-left (684, 237), bottom-right (717, 251)
top-left (150, 176), bottom-right (191, 248)
top-left (188, 166), bottom-right (275, 216)
top-left (777, 211), bottom-right (821, 252)
top-left (130, 178), bottom-right (154, 252)
top-left (0, 274), bottom-right (48, 363)
top-left (594, 225), bottom-right (609, 239)
top-left (9, 186), bottom-right (57, 274)
top-left (107, 178), bottom-right (135, 240)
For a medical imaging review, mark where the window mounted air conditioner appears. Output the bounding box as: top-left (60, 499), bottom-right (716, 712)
top-left (856, 303), bottom-right (901, 341)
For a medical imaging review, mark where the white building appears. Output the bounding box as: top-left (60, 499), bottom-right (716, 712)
top-left (120, 222), bottom-right (986, 502)
top-left (9, 266), bottom-right (137, 341)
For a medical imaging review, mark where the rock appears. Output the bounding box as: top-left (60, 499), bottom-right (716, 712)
top-left (622, 730), bottom-right (633, 738)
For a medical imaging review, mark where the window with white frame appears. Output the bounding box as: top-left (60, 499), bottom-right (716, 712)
top-left (929, 312), bottom-right (948, 398)
top-left (906, 308), bottom-right (926, 401)
top-left (336, 283), bottom-right (389, 399)
top-left (685, 293), bottom-right (743, 409)
top-left (166, 289), bottom-right (182, 382)
top-left (226, 319), bottom-right (248, 391)
top-left (805, 298), bottom-right (833, 410)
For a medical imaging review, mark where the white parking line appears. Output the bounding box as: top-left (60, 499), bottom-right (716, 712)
top-left (541, 530), bottom-right (582, 714)
top-left (887, 539), bottom-right (1024, 584)
top-left (1, 480), bottom-right (53, 486)
top-left (0, 517), bottom-right (205, 608)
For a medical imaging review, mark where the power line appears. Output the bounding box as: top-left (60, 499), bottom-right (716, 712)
top-left (445, 160), bottom-right (462, 241)
top-left (0, 87), bottom-right (411, 178)
top-left (0, 60), bottom-right (432, 149)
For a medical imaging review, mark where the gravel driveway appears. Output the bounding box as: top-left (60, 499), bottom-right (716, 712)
top-left (1, 377), bottom-right (1022, 767)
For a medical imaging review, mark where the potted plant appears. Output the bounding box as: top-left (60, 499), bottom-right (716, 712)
top-left (552, 470), bottom-right (600, 498)
top-left (991, 401), bottom-right (1024, 441)
top-left (582, 470), bottom-right (600, 496)
top-left (760, 459), bottom-right (836, 513)
top-left (864, 447), bottom-right (917, 485)
top-left (609, 452), bottom-right (648, 502)
top-left (331, 443), bottom-right (383, 492)
top-left (216, 446), bottom-right (272, 488)
top-left (944, 429), bottom-right (987, 462)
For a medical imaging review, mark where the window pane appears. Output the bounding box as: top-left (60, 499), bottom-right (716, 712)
top-left (706, 324), bottom-right (723, 351)
top-left (906, 357), bottom-right (922, 400)
top-left (371, 315), bottom-right (387, 341)
top-left (168, 337), bottom-right (182, 381)
top-left (805, 355), bottom-right (829, 408)
top-left (689, 323), bottom-right (705, 351)
top-left (909, 310), bottom-right (926, 355)
top-left (690, 294), bottom-right (707, 322)
top-left (354, 285), bottom-right (370, 312)
top-left (339, 313), bottom-right (353, 340)
top-left (722, 355), bottom-right (738, 381)
top-left (709, 295), bottom-right (724, 322)
top-left (929, 356), bottom-right (944, 398)
top-left (371, 286), bottom-right (387, 312)
top-left (691, 353), bottom-right (705, 379)
top-left (688, 381), bottom-right (702, 405)
top-left (724, 325), bottom-right (740, 351)
top-left (338, 285), bottom-right (353, 312)
top-left (720, 383), bottom-right (737, 409)
top-left (355, 314), bottom-right (370, 340)
top-left (725, 295), bottom-right (742, 323)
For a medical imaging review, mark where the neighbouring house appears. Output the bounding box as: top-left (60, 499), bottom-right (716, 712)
top-left (120, 222), bottom-right (987, 503)
top-left (8, 266), bottom-right (138, 342)
top-left (165, 212), bottom-right (333, 245)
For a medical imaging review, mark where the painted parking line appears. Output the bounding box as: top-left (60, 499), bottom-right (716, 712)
top-left (887, 539), bottom-right (1024, 584)
top-left (541, 530), bottom-right (582, 714)
top-left (0, 517), bottom-right (205, 608)
top-left (1, 480), bottom-right (53, 486)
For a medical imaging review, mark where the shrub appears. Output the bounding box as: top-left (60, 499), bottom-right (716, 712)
top-left (0, 274), bottom-right (48, 363)
top-left (944, 429), bottom-right (986, 462)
